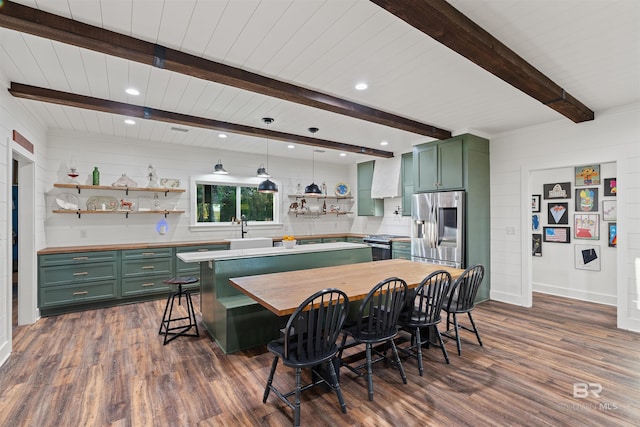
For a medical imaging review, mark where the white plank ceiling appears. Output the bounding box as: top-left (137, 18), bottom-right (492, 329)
top-left (1, 0), bottom-right (638, 164)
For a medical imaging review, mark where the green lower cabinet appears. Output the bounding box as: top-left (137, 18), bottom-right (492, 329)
top-left (39, 280), bottom-right (117, 309)
top-left (322, 237), bottom-right (346, 243)
top-left (298, 238), bottom-right (323, 245)
top-left (392, 241), bottom-right (412, 260)
top-left (346, 237), bottom-right (364, 244)
top-left (121, 277), bottom-right (172, 297)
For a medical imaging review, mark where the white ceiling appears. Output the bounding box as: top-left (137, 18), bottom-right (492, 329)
top-left (1, 0), bottom-right (638, 165)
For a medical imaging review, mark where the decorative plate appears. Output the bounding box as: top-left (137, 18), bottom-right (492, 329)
top-left (56, 193), bottom-right (79, 210)
top-left (160, 178), bottom-right (180, 188)
top-left (335, 182), bottom-right (350, 196)
top-left (86, 196), bottom-right (118, 211)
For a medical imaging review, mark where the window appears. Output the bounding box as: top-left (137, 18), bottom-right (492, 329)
top-left (191, 175), bottom-right (279, 227)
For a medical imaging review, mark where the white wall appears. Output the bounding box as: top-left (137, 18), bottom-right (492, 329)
top-left (0, 67), bottom-right (48, 365)
top-left (490, 102), bottom-right (640, 332)
top-left (45, 130), bottom-right (357, 247)
top-left (531, 162), bottom-right (617, 305)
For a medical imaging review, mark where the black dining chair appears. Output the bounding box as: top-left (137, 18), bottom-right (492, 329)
top-left (337, 277), bottom-right (408, 401)
top-left (397, 270), bottom-right (452, 374)
top-left (443, 264), bottom-right (485, 355)
top-left (263, 288), bottom-right (350, 427)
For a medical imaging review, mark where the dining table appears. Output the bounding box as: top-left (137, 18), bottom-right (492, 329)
top-left (229, 259), bottom-right (465, 316)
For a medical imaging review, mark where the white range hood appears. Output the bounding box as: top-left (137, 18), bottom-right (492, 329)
top-left (370, 157), bottom-right (402, 198)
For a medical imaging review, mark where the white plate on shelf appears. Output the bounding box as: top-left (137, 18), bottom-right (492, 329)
top-left (335, 182), bottom-right (350, 196)
top-left (56, 193), bottom-right (79, 210)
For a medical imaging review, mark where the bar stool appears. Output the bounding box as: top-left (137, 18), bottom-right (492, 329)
top-left (159, 277), bottom-right (199, 345)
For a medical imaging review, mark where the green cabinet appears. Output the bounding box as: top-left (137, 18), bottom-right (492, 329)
top-left (392, 240), bottom-right (411, 260)
top-left (322, 237), bottom-right (346, 243)
top-left (298, 238), bottom-right (323, 245)
top-left (121, 248), bottom-right (174, 298)
top-left (357, 160), bottom-right (384, 216)
top-left (38, 250), bottom-right (118, 313)
top-left (414, 137), bottom-right (463, 192)
top-left (413, 133), bottom-right (491, 302)
top-left (401, 152), bottom-right (413, 216)
top-left (346, 237), bottom-right (364, 244)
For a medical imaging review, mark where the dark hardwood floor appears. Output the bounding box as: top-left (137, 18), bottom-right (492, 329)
top-left (1, 293), bottom-right (638, 426)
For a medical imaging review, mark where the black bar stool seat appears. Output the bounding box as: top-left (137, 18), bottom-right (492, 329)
top-left (159, 277), bottom-right (199, 345)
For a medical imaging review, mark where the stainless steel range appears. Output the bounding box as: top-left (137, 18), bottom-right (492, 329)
top-left (363, 234), bottom-right (410, 261)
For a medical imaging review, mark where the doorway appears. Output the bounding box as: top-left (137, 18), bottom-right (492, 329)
top-left (12, 160), bottom-right (18, 328)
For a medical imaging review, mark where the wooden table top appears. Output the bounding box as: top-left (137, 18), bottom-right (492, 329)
top-left (229, 259), bottom-right (464, 316)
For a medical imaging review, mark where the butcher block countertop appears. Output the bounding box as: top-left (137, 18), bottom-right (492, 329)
top-left (230, 259), bottom-right (464, 316)
top-left (37, 233), bottom-right (368, 255)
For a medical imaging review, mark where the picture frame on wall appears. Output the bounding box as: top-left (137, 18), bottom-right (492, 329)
top-left (547, 202), bottom-right (569, 225)
top-left (543, 226), bottom-right (571, 243)
top-left (532, 194), bottom-right (541, 212)
top-left (532, 234), bottom-right (542, 256)
top-left (604, 178), bottom-right (617, 196)
top-left (575, 164), bottom-right (600, 187)
top-left (608, 223), bottom-right (617, 248)
top-left (575, 244), bottom-right (601, 271)
top-left (543, 182), bottom-right (571, 199)
top-left (603, 200), bottom-right (617, 221)
top-left (574, 213), bottom-right (600, 240)
top-left (532, 214), bottom-right (541, 231)
top-left (575, 188), bottom-right (598, 212)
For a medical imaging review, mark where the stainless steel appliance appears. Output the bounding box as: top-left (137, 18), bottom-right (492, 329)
top-left (363, 234), bottom-right (409, 261)
top-left (411, 191), bottom-right (465, 268)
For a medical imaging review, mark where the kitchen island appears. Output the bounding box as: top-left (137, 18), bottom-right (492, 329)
top-left (177, 242), bottom-right (372, 353)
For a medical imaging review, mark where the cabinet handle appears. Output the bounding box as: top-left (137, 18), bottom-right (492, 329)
top-left (197, 249), bottom-right (210, 252)
top-left (72, 291), bottom-right (89, 296)
top-left (72, 256), bottom-right (89, 261)
top-left (141, 265), bottom-right (155, 270)
top-left (142, 283), bottom-right (155, 287)
top-left (141, 252), bottom-right (155, 256)
top-left (73, 271), bottom-right (89, 276)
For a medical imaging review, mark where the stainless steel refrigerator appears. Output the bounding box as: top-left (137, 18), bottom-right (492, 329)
top-left (411, 191), bottom-right (465, 268)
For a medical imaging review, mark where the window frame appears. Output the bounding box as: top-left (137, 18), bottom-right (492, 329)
top-left (189, 174), bottom-right (282, 230)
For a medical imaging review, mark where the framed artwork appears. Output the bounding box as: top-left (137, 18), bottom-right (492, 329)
top-left (574, 214), bottom-right (599, 240)
top-left (575, 245), bottom-right (601, 271)
top-left (543, 226), bottom-right (571, 243)
top-left (543, 182), bottom-right (571, 199)
top-left (604, 178), bottom-right (617, 196)
top-left (575, 164), bottom-right (600, 186)
top-left (602, 200), bottom-right (617, 221)
top-left (608, 223), bottom-right (617, 248)
top-left (532, 194), bottom-right (541, 212)
top-left (532, 234), bottom-right (542, 257)
top-left (547, 202), bottom-right (569, 225)
top-left (532, 214), bottom-right (541, 231)
top-left (575, 188), bottom-right (598, 212)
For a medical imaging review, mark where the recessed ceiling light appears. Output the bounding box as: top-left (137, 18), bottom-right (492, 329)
top-left (287, 145), bottom-right (295, 149)
top-left (339, 153), bottom-right (347, 157)
top-left (124, 119), bottom-right (136, 125)
top-left (218, 133), bottom-right (227, 138)
top-left (355, 82), bottom-right (368, 91)
top-left (380, 141), bottom-right (388, 146)
top-left (125, 88), bottom-right (139, 96)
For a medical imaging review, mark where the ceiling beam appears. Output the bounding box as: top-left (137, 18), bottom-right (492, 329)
top-left (0, 0), bottom-right (451, 140)
top-left (9, 82), bottom-right (394, 158)
top-left (371, 0), bottom-right (594, 123)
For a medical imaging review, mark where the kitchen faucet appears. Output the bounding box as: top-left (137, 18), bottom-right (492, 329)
top-left (240, 215), bottom-right (248, 238)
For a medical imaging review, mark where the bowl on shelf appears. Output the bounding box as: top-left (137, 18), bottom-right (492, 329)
top-left (283, 239), bottom-right (297, 249)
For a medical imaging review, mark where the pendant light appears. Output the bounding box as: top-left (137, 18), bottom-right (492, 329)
top-left (304, 127), bottom-right (323, 195)
top-left (257, 117), bottom-right (278, 193)
top-left (213, 160), bottom-right (228, 174)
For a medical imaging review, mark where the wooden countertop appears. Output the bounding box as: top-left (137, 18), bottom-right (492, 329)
top-left (37, 233), bottom-right (369, 255)
top-left (229, 259), bottom-right (464, 316)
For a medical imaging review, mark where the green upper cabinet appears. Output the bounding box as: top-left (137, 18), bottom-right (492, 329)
top-left (357, 160), bottom-right (384, 216)
top-left (414, 137), bottom-right (463, 192)
top-left (401, 152), bottom-right (413, 216)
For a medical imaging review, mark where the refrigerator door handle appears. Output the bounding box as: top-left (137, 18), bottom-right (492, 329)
top-left (428, 200), bottom-right (438, 248)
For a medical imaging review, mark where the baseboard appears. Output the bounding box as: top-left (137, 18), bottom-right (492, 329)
top-left (533, 284), bottom-right (616, 306)
top-left (490, 290), bottom-right (527, 306)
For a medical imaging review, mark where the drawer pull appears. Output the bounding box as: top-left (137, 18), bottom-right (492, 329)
top-left (73, 271), bottom-right (89, 276)
top-left (72, 291), bottom-right (89, 296)
top-left (142, 283), bottom-right (155, 287)
top-left (197, 249), bottom-right (210, 252)
top-left (141, 266), bottom-right (155, 270)
top-left (72, 256), bottom-right (89, 261)
top-left (142, 252), bottom-right (155, 256)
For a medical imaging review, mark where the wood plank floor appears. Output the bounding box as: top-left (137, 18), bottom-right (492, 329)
top-left (1, 293), bottom-right (638, 426)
